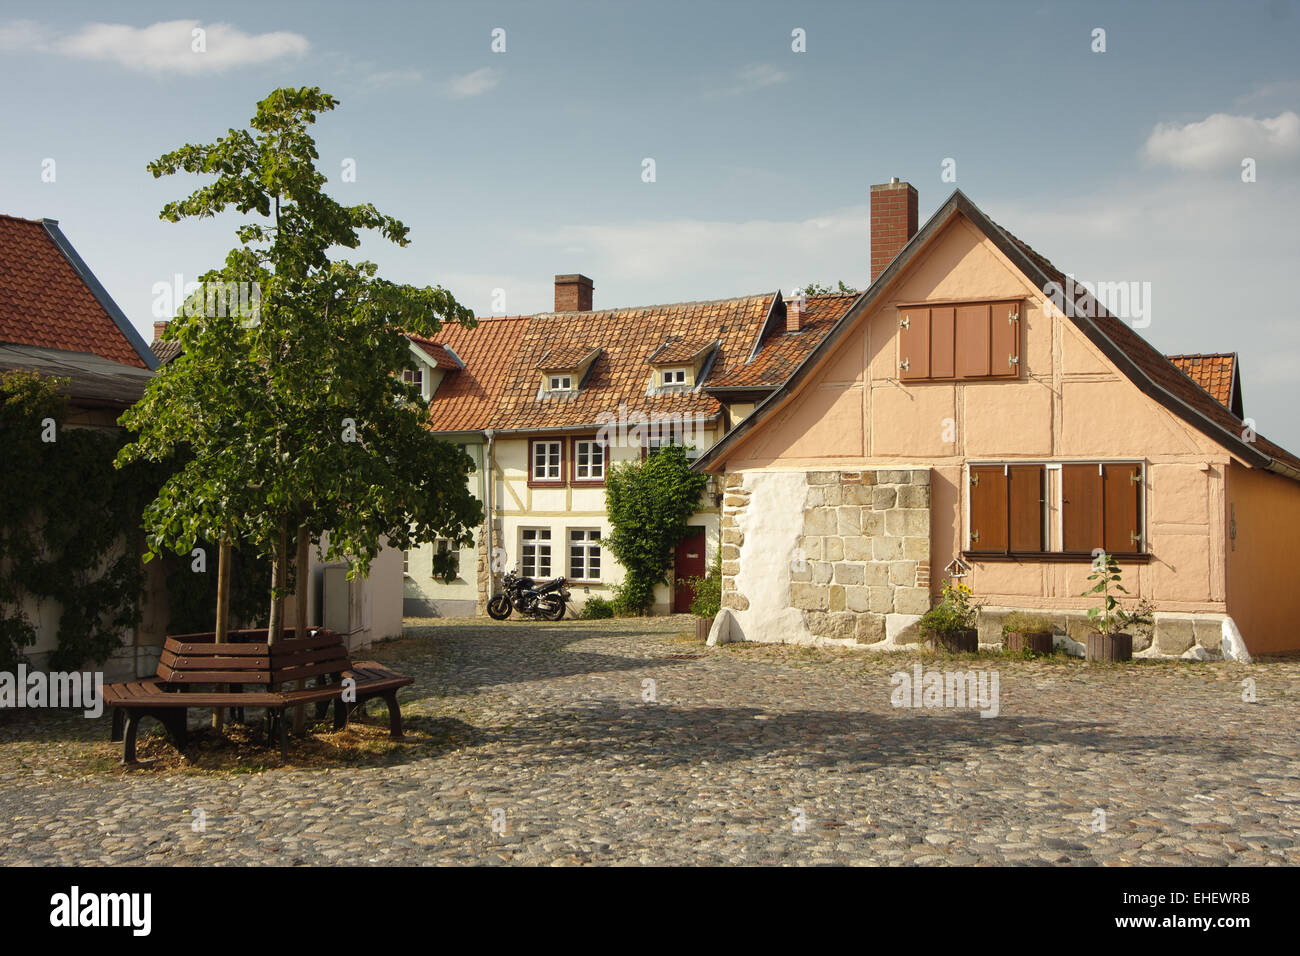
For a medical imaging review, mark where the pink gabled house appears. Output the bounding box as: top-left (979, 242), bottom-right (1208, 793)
top-left (696, 182), bottom-right (1300, 659)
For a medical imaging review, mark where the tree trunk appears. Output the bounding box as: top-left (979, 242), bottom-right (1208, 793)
top-left (212, 537), bottom-right (232, 731)
top-left (268, 517), bottom-right (287, 645)
top-left (293, 523), bottom-right (310, 733)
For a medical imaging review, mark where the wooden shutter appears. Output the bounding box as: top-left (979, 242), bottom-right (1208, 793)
top-left (956, 304), bottom-right (990, 377)
top-left (1062, 464), bottom-right (1103, 552)
top-left (899, 308), bottom-right (930, 380)
top-left (1007, 464), bottom-right (1044, 552)
top-left (930, 306), bottom-right (956, 379)
top-left (968, 465), bottom-right (1007, 553)
top-left (990, 301), bottom-right (1021, 377)
top-left (1103, 464), bottom-right (1142, 553)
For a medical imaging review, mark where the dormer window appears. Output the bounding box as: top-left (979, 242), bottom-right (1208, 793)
top-left (661, 368), bottom-right (688, 387)
top-left (402, 367), bottom-right (424, 392)
top-left (549, 374), bottom-right (573, 391)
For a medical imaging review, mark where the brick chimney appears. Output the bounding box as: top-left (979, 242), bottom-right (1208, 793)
top-left (554, 274), bottom-right (594, 312)
top-left (870, 178), bottom-right (918, 282)
top-left (785, 292), bottom-right (805, 332)
top-left (153, 320), bottom-right (169, 341)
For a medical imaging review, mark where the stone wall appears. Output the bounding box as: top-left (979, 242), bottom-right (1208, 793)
top-left (789, 469), bottom-right (931, 645)
top-left (721, 468), bottom-right (931, 647)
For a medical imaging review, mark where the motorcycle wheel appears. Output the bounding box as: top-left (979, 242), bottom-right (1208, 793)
top-left (487, 594), bottom-right (512, 620)
top-left (542, 600), bottom-right (566, 621)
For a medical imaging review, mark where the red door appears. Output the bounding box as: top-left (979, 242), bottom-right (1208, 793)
top-left (672, 527), bottom-right (707, 613)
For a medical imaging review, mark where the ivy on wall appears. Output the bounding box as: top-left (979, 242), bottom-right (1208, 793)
top-left (0, 371), bottom-right (267, 671)
top-left (603, 444), bottom-right (709, 614)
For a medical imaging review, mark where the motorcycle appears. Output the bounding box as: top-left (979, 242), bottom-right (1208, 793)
top-left (487, 570), bottom-right (570, 621)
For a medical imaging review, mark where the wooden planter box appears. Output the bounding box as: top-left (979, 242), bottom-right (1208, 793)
top-left (926, 628), bottom-right (978, 654)
top-left (695, 616), bottom-right (714, 642)
top-left (1005, 631), bottom-right (1054, 655)
top-left (1085, 632), bottom-right (1133, 662)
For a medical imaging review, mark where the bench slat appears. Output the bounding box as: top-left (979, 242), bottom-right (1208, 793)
top-left (166, 639), bottom-right (270, 656)
top-left (158, 668), bottom-right (272, 683)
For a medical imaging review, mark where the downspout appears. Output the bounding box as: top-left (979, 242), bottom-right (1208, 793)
top-left (484, 429), bottom-right (495, 600)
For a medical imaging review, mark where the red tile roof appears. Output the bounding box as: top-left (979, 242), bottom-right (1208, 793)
top-left (708, 293), bottom-right (856, 389)
top-left (429, 295), bottom-right (791, 432)
top-left (0, 215), bottom-right (151, 369)
top-left (1167, 353), bottom-right (1239, 413)
top-left (407, 334), bottom-right (464, 370)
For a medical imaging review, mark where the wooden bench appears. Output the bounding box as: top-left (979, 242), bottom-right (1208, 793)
top-left (102, 628), bottom-right (413, 764)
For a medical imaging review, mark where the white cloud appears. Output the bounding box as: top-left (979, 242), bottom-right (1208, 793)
top-left (1141, 111), bottom-right (1300, 171)
top-left (707, 63), bottom-right (789, 98)
top-left (0, 19), bottom-right (308, 73)
top-left (362, 69), bottom-right (422, 89)
top-left (446, 67), bottom-right (500, 98)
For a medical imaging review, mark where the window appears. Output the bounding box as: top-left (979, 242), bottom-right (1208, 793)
top-left (530, 439), bottom-right (564, 483)
top-left (571, 437), bottom-right (606, 483)
top-left (661, 368), bottom-right (688, 386)
top-left (645, 434), bottom-right (701, 461)
top-left (402, 549), bottom-right (410, 574)
top-left (967, 461), bottom-right (1145, 558)
top-left (569, 528), bottom-right (602, 581)
top-left (899, 300), bottom-right (1020, 381)
top-left (432, 538), bottom-right (460, 579)
top-left (521, 528), bottom-right (552, 578)
top-left (548, 374), bottom-right (573, 391)
top-left (402, 367), bottom-right (425, 394)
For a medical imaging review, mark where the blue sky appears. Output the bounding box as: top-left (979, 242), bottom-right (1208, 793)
top-left (2, 0), bottom-right (1298, 446)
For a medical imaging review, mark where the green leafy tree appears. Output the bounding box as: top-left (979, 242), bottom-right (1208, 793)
top-left (117, 87), bottom-right (483, 642)
top-left (603, 444), bottom-right (709, 614)
top-left (798, 280), bottom-right (858, 295)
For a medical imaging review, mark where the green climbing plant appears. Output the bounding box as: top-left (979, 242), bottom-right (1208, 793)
top-left (603, 444), bottom-right (709, 615)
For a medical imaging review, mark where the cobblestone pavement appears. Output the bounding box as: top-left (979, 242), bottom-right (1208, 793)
top-left (2, 618), bottom-right (1298, 866)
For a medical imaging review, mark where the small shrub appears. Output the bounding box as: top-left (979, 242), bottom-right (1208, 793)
top-left (1001, 611), bottom-right (1055, 636)
top-left (579, 596), bottom-right (615, 619)
top-left (686, 552), bottom-right (722, 619)
top-left (919, 579), bottom-right (981, 637)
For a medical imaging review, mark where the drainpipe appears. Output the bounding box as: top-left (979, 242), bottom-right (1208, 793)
top-left (484, 429), bottom-right (495, 599)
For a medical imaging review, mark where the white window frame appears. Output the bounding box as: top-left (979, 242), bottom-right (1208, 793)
top-left (402, 367), bottom-right (425, 397)
top-left (573, 439), bottom-right (605, 481)
top-left (433, 537), bottom-right (459, 579)
top-left (568, 528), bottom-right (602, 582)
top-left (521, 528), bottom-right (552, 578)
top-left (531, 440), bottom-right (564, 482)
top-left (661, 367), bottom-right (688, 387)
top-left (548, 374), bottom-right (573, 392)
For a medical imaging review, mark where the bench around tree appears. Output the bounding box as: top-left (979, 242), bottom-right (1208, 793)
top-left (101, 628), bottom-right (412, 763)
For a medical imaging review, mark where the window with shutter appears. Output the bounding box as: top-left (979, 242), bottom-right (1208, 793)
top-left (899, 308), bottom-right (930, 379)
top-left (1007, 465), bottom-right (1045, 552)
top-left (899, 300), bottom-right (1020, 381)
top-left (930, 306), bottom-right (955, 378)
top-left (956, 304), bottom-right (991, 378)
top-left (1102, 463), bottom-right (1143, 554)
top-left (966, 461), bottom-right (1145, 560)
top-left (968, 465), bottom-right (1007, 553)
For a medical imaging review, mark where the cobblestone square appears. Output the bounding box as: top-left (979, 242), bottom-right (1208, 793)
top-left (2, 618), bottom-right (1297, 866)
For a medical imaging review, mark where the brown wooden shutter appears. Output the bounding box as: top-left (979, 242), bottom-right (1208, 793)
top-left (1007, 464), bottom-right (1044, 552)
top-left (956, 304), bottom-right (990, 378)
top-left (1062, 464), bottom-right (1103, 552)
top-left (1102, 464), bottom-right (1142, 553)
top-left (990, 301), bottom-right (1021, 377)
top-left (930, 306), bottom-right (955, 379)
top-left (968, 465), bottom-right (1007, 553)
top-left (899, 308), bottom-right (930, 380)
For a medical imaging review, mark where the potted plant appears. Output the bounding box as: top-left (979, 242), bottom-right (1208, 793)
top-left (1081, 552), bottom-right (1154, 662)
top-left (919, 579), bottom-right (981, 654)
top-left (1001, 611), bottom-right (1056, 656)
top-left (687, 553), bottom-right (722, 641)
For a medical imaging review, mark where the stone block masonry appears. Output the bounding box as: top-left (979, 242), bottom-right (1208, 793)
top-left (720, 468), bottom-right (931, 647)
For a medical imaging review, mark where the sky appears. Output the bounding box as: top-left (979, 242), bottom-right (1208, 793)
top-left (1, 0), bottom-right (1298, 447)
